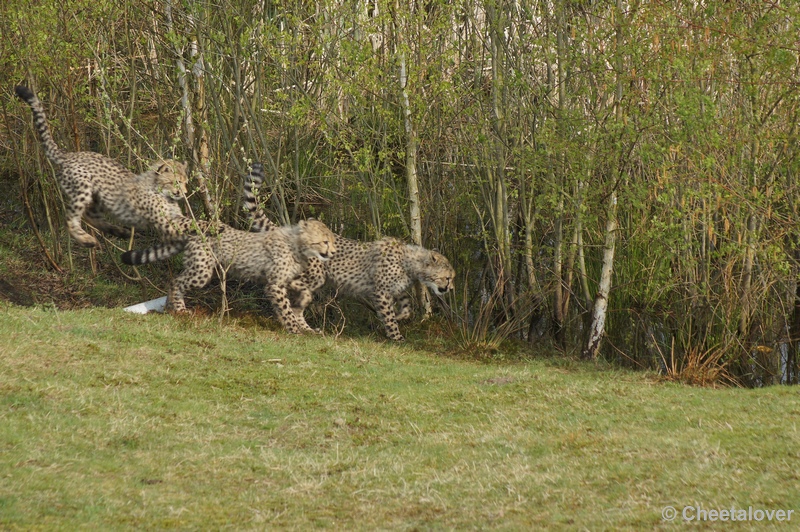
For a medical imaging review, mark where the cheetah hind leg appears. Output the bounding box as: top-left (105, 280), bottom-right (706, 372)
top-left (83, 203), bottom-right (132, 240)
top-left (166, 251), bottom-right (215, 313)
top-left (64, 195), bottom-right (99, 247)
top-left (374, 291), bottom-right (404, 341)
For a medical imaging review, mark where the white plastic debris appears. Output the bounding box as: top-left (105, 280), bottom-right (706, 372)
top-left (122, 296), bottom-right (167, 314)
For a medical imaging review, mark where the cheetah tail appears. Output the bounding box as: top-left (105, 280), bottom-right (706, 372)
top-left (121, 242), bottom-right (184, 266)
top-left (243, 162), bottom-right (276, 233)
top-left (14, 86), bottom-right (64, 166)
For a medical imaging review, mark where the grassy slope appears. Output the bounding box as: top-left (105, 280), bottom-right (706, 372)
top-left (1, 305), bottom-right (798, 530)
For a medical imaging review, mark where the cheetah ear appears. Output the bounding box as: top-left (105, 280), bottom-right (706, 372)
top-left (156, 163), bottom-right (169, 174)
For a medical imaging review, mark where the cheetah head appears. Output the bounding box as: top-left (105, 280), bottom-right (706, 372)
top-left (149, 159), bottom-right (189, 202)
top-left (419, 250), bottom-right (455, 296)
top-left (297, 219), bottom-right (337, 262)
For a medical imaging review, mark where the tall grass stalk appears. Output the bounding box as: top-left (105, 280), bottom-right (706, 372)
top-left (658, 337), bottom-right (739, 388)
top-left (447, 277), bottom-right (530, 357)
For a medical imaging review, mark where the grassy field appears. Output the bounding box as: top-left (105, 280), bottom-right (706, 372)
top-left (1, 304), bottom-right (799, 530)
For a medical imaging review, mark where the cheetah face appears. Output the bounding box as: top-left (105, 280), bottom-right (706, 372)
top-left (151, 160), bottom-right (189, 202)
top-left (420, 250), bottom-right (455, 296)
top-left (299, 220), bottom-right (337, 262)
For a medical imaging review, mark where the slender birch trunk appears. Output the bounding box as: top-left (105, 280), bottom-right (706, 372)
top-left (583, 192), bottom-right (618, 359)
top-left (583, 0), bottom-right (623, 359)
top-left (166, 2), bottom-right (215, 217)
top-left (562, 220), bottom-right (580, 318)
top-left (487, 3), bottom-right (513, 311)
top-left (190, 17), bottom-right (215, 218)
top-left (165, 4), bottom-right (192, 153)
top-left (520, 179), bottom-right (538, 293)
top-left (553, 193), bottom-right (566, 345)
top-left (553, 3), bottom-right (568, 346)
top-left (400, 53), bottom-right (421, 248)
top-left (739, 58), bottom-right (759, 342)
top-left (400, 46), bottom-right (431, 315)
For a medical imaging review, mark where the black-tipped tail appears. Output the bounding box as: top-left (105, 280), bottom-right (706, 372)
top-left (122, 242), bottom-right (183, 266)
top-left (14, 85), bottom-right (63, 164)
top-left (14, 85), bottom-right (35, 102)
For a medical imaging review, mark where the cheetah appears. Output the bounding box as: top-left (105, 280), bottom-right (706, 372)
top-left (244, 165), bottom-right (456, 341)
top-left (121, 219), bottom-right (336, 334)
top-left (15, 85), bottom-right (197, 247)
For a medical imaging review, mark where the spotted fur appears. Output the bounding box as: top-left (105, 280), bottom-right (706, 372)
top-left (313, 236), bottom-right (455, 340)
top-left (15, 85), bottom-right (196, 247)
top-left (122, 219), bottom-right (336, 334)
top-left (244, 170), bottom-right (456, 341)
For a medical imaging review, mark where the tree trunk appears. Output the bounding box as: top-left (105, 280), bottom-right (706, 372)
top-left (583, 0), bottom-right (624, 359)
top-left (400, 50), bottom-right (431, 316)
top-left (487, 3), bottom-right (513, 313)
top-left (553, 194), bottom-right (565, 346)
top-left (190, 17), bottom-right (215, 218)
top-left (790, 254), bottom-right (800, 384)
top-left (576, 211), bottom-right (592, 310)
top-left (552, 2), bottom-right (568, 347)
top-left (166, 2), bottom-right (215, 217)
top-left (583, 192), bottom-right (618, 359)
top-left (739, 213), bottom-right (756, 339)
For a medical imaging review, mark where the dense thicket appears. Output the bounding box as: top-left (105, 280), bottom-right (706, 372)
top-left (3, 0), bottom-right (800, 385)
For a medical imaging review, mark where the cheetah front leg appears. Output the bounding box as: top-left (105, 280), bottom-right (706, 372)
top-left (374, 291), bottom-right (404, 341)
top-left (288, 278), bottom-right (317, 333)
top-left (265, 283), bottom-right (302, 334)
top-left (395, 294), bottom-right (413, 322)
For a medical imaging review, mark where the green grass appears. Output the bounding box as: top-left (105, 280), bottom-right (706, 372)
top-left (1, 304), bottom-right (799, 530)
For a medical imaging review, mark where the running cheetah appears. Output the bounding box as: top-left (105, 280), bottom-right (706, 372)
top-left (15, 85), bottom-right (195, 247)
top-left (244, 165), bottom-right (455, 341)
top-left (122, 219), bottom-right (336, 334)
